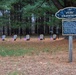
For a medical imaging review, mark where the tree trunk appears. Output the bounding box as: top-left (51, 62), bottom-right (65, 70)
top-left (52, 0), bottom-right (76, 9)
top-left (19, 27), bottom-right (22, 39)
top-left (3, 26), bottom-right (5, 35)
top-left (51, 0), bottom-right (63, 9)
top-left (7, 26), bottom-right (9, 36)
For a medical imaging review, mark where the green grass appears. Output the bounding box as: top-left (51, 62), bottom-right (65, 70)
top-left (8, 71), bottom-right (19, 75)
top-left (0, 46), bottom-right (35, 56)
top-left (8, 71), bottom-right (24, 75)
top-left (0, 38), bottom-right (68, 56)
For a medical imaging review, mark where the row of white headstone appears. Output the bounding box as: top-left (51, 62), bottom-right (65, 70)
top-left (2, 35), bottom-right (18, 41)
top-left (1, 34), bottom-right (57, 41)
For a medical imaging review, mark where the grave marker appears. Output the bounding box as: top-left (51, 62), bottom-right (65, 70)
top-left (39, 34), bottom-right (44, 40)
top-left (2, 35), bottom-right (6, 41)
top-left (53, 34), bottom-right (57, 40)
top-left (13, 35), bottom-right (17, 41)
top-left (26, 35), bottom-right (30, 40)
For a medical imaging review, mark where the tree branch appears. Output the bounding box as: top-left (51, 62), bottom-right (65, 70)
top-left (51, 0), bottom-right (63, 9)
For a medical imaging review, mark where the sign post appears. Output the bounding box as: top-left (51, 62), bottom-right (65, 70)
top-left (55, 7), bottom-right (76, 62)
top-left (69, 36), bottom-right (73, 62)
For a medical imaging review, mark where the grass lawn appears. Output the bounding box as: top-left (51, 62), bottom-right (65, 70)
top-left (0, 37), bottom-right (76, 75)
top-left (0, 36), bottom-right (69, 56)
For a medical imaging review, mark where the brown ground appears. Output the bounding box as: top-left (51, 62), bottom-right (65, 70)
top-left (0, 36), bottom-right (76, 75)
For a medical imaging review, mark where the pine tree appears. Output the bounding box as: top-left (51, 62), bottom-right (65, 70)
top-left (0, 0), bottom-right (76, 35)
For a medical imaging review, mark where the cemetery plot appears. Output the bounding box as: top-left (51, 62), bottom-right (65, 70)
top-left (0, 37), bottom-right (76, 75)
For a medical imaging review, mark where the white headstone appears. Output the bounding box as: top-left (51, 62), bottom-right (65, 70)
top-left (53, 34), bottom-right (57, 40)
top-left (26, 35), bottom-right (30, 40)
top-left (40, 34), bottom-right (44, 40)
top-left (2, 35), bottom-right (6, 41)
top-left (13, 35), bottom-right (17, 41)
